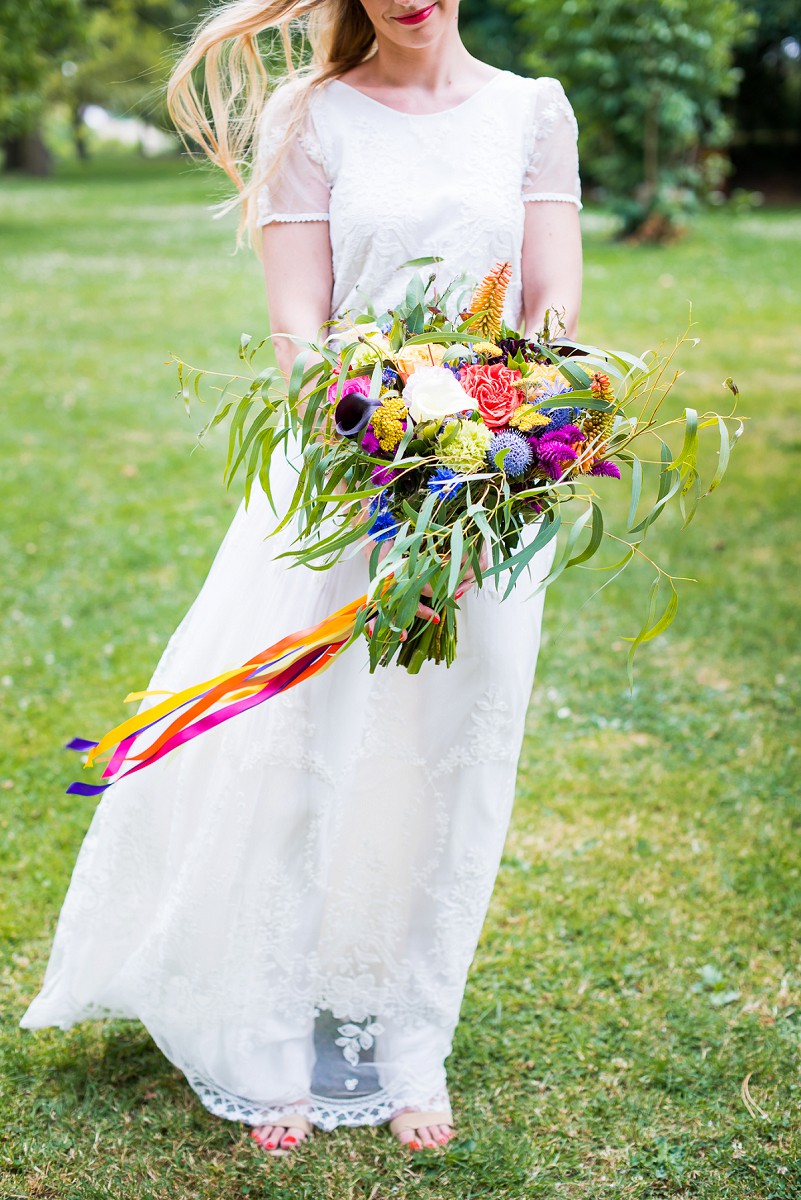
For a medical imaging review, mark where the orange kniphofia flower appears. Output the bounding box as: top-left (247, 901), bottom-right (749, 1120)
top-left (464, 261), bottom-right (512, 342)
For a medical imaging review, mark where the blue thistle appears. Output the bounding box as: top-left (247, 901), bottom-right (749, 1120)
top-left (537, 378), bottom-right (573, 403)
top-left (539, 405), bottom-right (577, 433)
top-left (488, 430), bottom-right (534, 478)
top-left (382, 366), bottom-right (401, 389)
top-left (428, 467), bottom-right (465, 498)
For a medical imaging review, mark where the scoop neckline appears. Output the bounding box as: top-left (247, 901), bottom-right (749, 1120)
top-left (328, 70), bottom-right (508, 117)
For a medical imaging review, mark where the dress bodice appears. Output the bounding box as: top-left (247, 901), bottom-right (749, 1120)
top-left (256, 69), bottom-right (581, 331)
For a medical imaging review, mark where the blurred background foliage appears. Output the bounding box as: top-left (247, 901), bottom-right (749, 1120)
top-left (1, 0), bottom-right (799, 237)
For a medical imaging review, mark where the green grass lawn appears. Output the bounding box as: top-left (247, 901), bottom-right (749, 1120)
top-left (1, 156), bottom-right (800, 1199)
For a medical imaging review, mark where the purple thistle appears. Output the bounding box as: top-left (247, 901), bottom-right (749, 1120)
top-left (371, 464), bottom-right (399, 486)
top-left (590, 459), bottom-right (621, 479)
top-left (361, 425), bottom-right (381, 455)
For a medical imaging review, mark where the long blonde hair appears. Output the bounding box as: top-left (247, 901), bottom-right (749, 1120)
top-left (167, 0), bottom-right (375, 246)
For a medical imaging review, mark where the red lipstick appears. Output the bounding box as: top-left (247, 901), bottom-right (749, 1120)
top-left (394, 4), bottom-right (436, 25)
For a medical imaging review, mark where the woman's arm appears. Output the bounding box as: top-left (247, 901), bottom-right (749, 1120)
top-left (261, 220), bottom-right (334, 382)
top-left (521, 202), bottom-right (583, 339)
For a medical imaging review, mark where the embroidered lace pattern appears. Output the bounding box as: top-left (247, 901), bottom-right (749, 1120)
top-left (256, 70), bottom-right (582, 329)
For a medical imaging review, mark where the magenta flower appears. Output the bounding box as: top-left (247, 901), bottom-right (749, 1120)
top-left (362, 426), bottom-right (381, 455)
top-left (327, 373), bottom-right (371, 407)
top-left (590, 460), bottom-right (621, 479)
top-left (535, 439), bottom-right (578, 479)
top-left (371, 464), bottom-right (399, 486)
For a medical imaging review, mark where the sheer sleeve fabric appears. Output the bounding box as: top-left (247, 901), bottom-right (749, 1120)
top-left (255, 82), bottom-right (331, 226)
top-left (522, 78), bottom-right (582, 209)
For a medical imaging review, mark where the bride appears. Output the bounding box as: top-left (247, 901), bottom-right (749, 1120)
top-left (20, 0), bottom-right (582, 1160)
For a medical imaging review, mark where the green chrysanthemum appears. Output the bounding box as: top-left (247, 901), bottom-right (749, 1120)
top-left (437, 420), bottom-right (492, 472)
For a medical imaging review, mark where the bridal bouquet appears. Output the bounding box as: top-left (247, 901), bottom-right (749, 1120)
top-left (179, 259), bottom-right (742, 677)
top-left (66, 261), bottom-right (742, 797)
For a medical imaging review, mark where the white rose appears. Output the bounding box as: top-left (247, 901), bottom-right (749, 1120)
top-left (403, 366), bottom-right (472, 424)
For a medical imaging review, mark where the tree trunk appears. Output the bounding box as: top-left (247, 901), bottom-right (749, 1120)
top-left (72, 103), bottom-right (90, 161)
top-left (2, 129), bottom-right (53, 175)
top-left (643, 95), bottom-right (660, 204)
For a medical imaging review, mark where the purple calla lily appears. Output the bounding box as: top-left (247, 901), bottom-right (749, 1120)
top-left (335, 391), bottom-right (381, 437)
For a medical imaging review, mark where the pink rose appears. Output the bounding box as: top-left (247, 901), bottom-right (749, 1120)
top-left (327, 373), bottom-right (371, 406)
top-left (459, 363), bottom-right (522, 430)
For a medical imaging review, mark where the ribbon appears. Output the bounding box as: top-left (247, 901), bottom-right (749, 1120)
top-left (66, 594), bottom-right (369, 797)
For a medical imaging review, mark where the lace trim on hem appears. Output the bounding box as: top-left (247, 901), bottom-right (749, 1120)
top-left (522, 192), bottom-right (583, 208)
top-left (185, 1067), bottom-right (451, 1132)
top-left (257, 212), bottom-right (331, 226)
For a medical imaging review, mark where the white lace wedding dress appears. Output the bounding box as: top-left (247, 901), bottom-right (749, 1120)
top-left (20, 68), bottom-right (581, 1131)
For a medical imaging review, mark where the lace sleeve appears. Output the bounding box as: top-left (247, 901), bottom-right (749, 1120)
top-left (521, 77), bottom-right (582, 209)
top-left (255, 82), bottom-right (331, 226)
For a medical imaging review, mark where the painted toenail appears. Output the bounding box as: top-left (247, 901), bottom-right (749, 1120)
top-left (438, 1136), bottom-right (448, 1143)
top-left (409, 1139), bottom-right (421, 1150)
top-left (283, 1135), bottom-right (297, 1144)
top-left (264, 1141), bottom-right (275, 1148)
top-left (426, 1141), bottom-right (436, 1148)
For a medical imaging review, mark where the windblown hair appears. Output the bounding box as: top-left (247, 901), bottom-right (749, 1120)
top-left (167, 0), bottom-right (376, 247)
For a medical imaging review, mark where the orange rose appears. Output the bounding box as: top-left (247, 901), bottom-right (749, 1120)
top-left (459, 363), bottom-right (522, 430)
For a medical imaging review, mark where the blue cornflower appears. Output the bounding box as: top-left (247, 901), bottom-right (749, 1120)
top-left (368, 511), bottom-right (399, 542)
top-left (428, 467), bottom-right (465, 499)
top-left (367, 490), bottom-right (399, 541)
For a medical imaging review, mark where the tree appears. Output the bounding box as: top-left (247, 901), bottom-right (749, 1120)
top-left (0, 0), bottom-right (84, 172)
top-left (47, 1), bottom-right (208, 158)
top-left (516, 0), bottom-right (750, 238)
top-left (731, 0), bottom-right (801, 190)
top-left (460, 0), bottom-right (529, 74)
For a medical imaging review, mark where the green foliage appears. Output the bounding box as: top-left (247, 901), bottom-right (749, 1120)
top-left (1, 0), bottom-right (206, 169)
top-left (732, 0), bottom-right (801, 144)
top-left (48, 0), bottom-right (208, 141)
top-left (518, 0), bottom-right (752, 237)
top-left (0, 0), bottom-right (83, 137)
top-left (178, 284), bottom-right (740, 682)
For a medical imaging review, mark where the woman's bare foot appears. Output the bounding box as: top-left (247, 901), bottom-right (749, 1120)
top-left (250, 1120), bottom-right (311, 1156)
top-left (391, 1107), bottom-right (456, 1151)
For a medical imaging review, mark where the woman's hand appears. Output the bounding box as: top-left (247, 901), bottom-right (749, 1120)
top-left (364, 538), bottom-right (490, 639)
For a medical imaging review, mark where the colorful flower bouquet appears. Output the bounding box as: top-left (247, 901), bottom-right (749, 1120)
top-left (66, 260), bottom-right (744, 797)
top-left (179, 259), bottom-right (742, 679)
